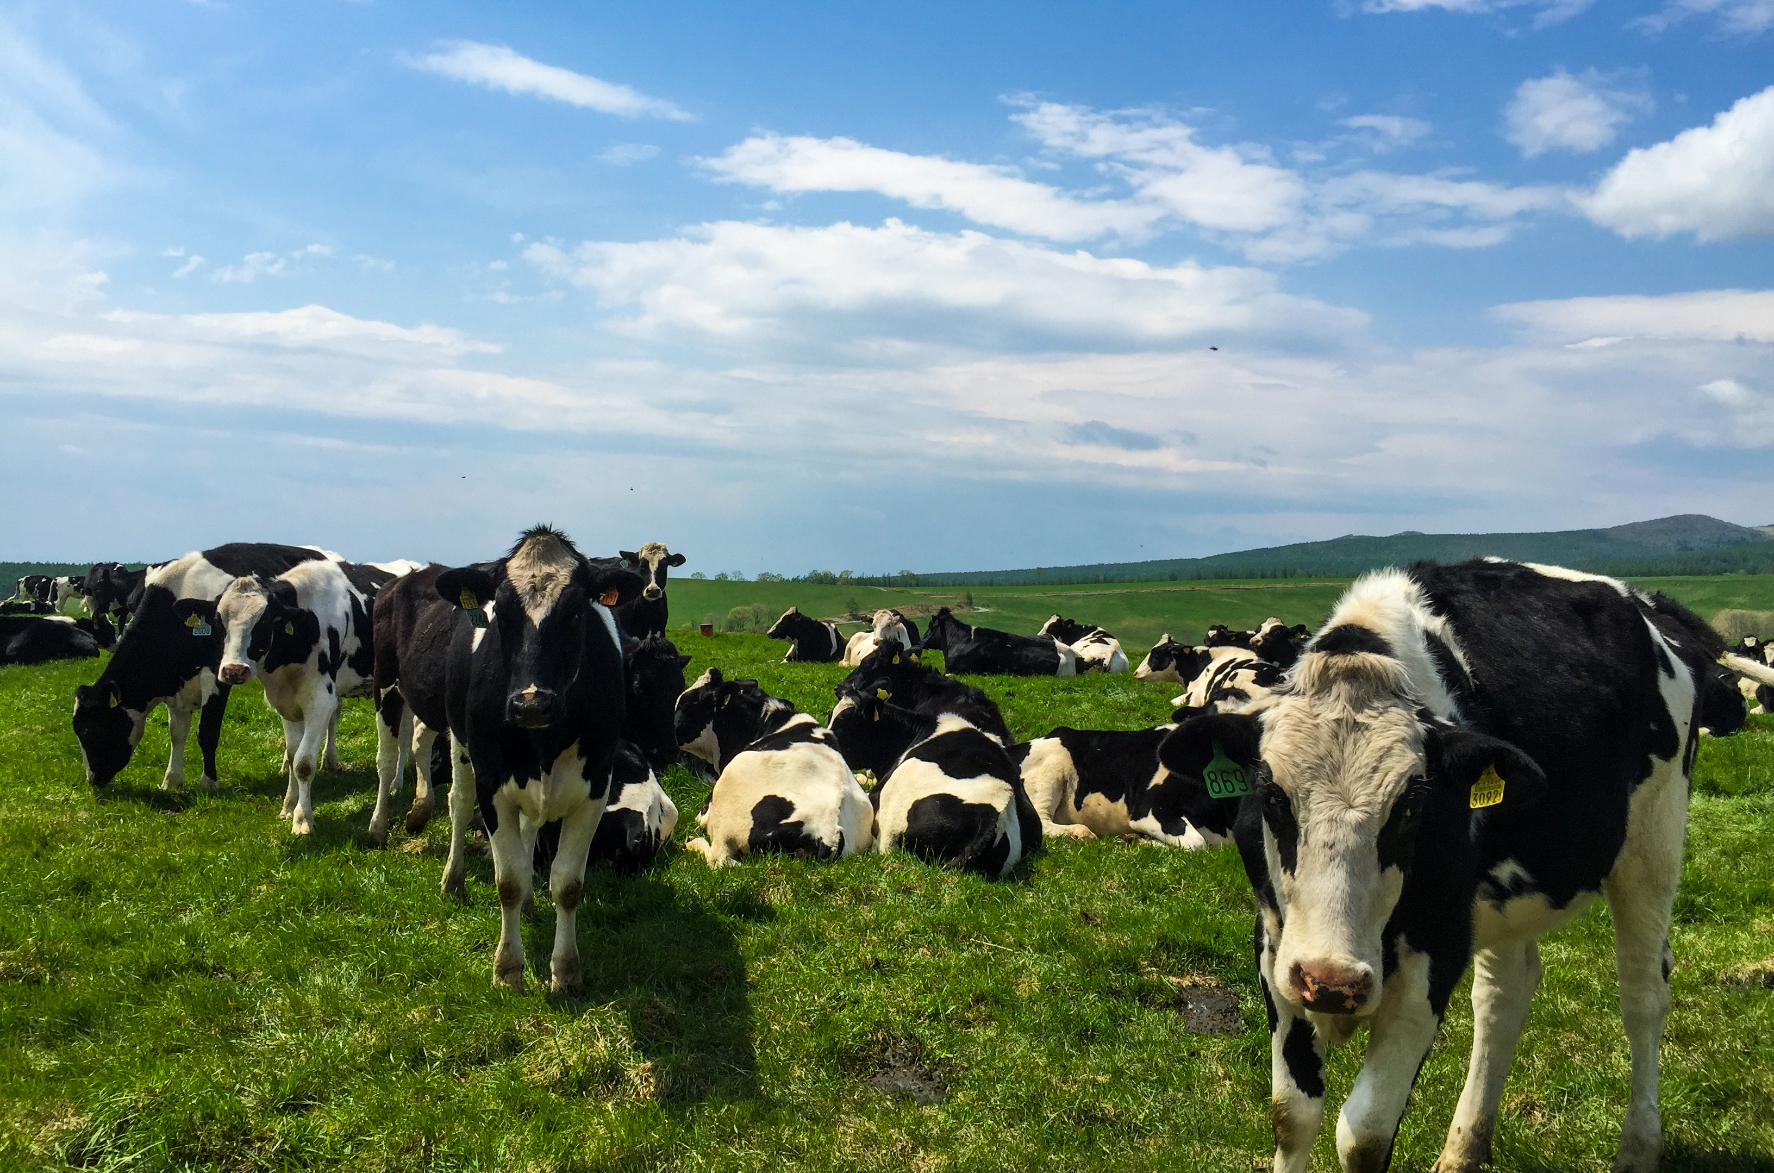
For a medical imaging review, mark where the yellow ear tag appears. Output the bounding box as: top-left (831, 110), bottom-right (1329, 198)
top-left (108, 693), bottom-right (119, 708)
top-left (284, 622), bottom-right (295, 636)
top-left (874, 687), bottom-right (889, 701)
top-left (459, 589), bottom-right (478, 610)
top-left (1470, 766), bottom-right (1506, 809)
top-left (872, 710), bottom-right (880, 722)
top-left (184, 613), bottom-right (201, 629)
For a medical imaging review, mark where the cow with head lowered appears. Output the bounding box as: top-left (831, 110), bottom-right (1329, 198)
top-left (433, 526), bottom-right (644, 993)
top-left (614, 542), bottom-right (684, 639)
top-left (1156, 559), bottom-right (1771, 1173)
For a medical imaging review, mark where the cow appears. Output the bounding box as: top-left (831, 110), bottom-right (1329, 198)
top-left (865, 703), bottom-right (1042, 879)
top-left (432, 526), bottom-right (645, 992)
top-left (12, 575), bottom-right (51, 609)
top-left (1204, 623), bottom-right (1255, 649)
top-left (1250, 617), bottom-right (1308, 670)
top-left (766, 607), bottom-right (846, 662)
top-left (832, 643), bottom-right (1014, 755)
top-left (532, 740), bottom-right (680, 876)
top-left (1013, 724), bottom-right (1233, 848)
top-left (920, 608), bottom-right (1078, 676)
top-left (1, 614), bottom-right (101, 665)
top-left (1039, 615), bottom-right (1130, 674)
top-left (675, 669), bottom-right (873, 866)
top-left (205, 558), bottom-right (378, 835)
top-left (72, 544), bottom-right (333, 793)
top-left (1136, 637), bottom-right (1265, 703)
top-left (1730, 636), bottom-right (1774, 713)
top-left (82, 562), bottom-right (148, 647)
top-left (614, 542), bottom-right (685, 639)
top-left (1154, 559), bottom-right (1774, 1173)
top-left (840, 610), bottom-right (913, 667)
top-left (1177, 659), bottom-right (1285, 714)
top-left (623, 635), bottom-right (692, 771)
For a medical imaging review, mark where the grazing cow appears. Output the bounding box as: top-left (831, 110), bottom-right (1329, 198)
top-left (867, 705), bottom-right (1041, 878)
top-left (205, 559), bottom-right (377, 835)
top-left (614, 542), bottom-right (685, 639)
top-left (2, 614), bottom-right (100, 665)
top-left (840, 610), bottom-right (913, 666)
top-left (433, 526), bottom-right (644, 992)
top-left (12, 575), bottom-right (52, 609)
top-left (921, 607), bottom-right (1078, 676)
top-left (766, 607), bottom-right (846, 662)
top-left (623, 635), bottom-right (692, 770)
top-left (675, 669), bottom-right (873, 866)
top-left (1155, 560), bottom-right (1772, 1173)
top-left (1040, 615), bottom-right (1130, 674)
top-left (72, 544), bottom-right (331, 792)
top-left (1013, 725), bottom-right (1233, 848)
top-left (533, 740), bottom-right (680, 876)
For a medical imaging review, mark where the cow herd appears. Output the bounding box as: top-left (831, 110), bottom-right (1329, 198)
top-left (11, 537), bottom-right (1774, 1173)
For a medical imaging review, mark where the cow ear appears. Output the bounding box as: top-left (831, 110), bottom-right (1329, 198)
top-left (1427, 729), bottom-right (1546, 812)
top-left (666, 552), bottom-right (686, 567)
top-left (676, 654), bottom-right (692, 670)
top-left (436, 566), bottom-right (497, 611)
top-left (267, 579), bottom-right (299, 610)
top-left (589, 565), bottom-right (646, 606)
top-left (619, 551), bottom-right (640, 565)
top-left (172, 598), bottom-right (216, 623)
top-left (1252, 662), bottom-right (1284, 688)
top-left (1157, 712), bottom-right (1263, 796)
top-left (707, 667), bottom-right (724, 685)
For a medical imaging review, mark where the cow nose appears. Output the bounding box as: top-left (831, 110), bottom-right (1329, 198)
top-left (642, 585), bottom-right (663, 601)
top-left (218, 663), bottom-right (251, 686)
top-left (1290, 961), bottom-right (1374, 1014)
top-left (506, 686), bottom-right (557, 728)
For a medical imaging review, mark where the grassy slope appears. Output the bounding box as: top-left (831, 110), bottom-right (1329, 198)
top-left (3, 612), bottom-right (1773, 1173)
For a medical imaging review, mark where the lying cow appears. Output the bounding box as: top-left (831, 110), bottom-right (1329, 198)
top-left (615, 541), bottom-right (685, 639)
top-left (832, 643), bottom-right (1015, 760)
top-left (921, 607), bottom-right (1077, 676)
top-left (841, 609), bottom-right (913, 667)
top-left (1013, 725), bottom-right (1232, 848)
top-left (1136, 637), bottom-right (1266, 704)
top-left (533, 740), bottom-right (679, 876)
top-left (766, 606), bottom-right (846, 662)
top-left (1, 614), bottom-right (100, 665)
top-left (1249, 616), bottom-right (1308, 670)
top-left (1039, 615), bottom-right (1130, 674)
top-left (675, 669), bottom-right (873, 866)
top-left (434, 526), bottom-right (644, 993)
top-left (623, 635), bottom-right (693, 771)
top-left (73, 543), bottom-right (335, 793)
top-left (1155, 559), bottom-right (1772, 1173)
top-left (1172, 658), bottom-right (1285, 714)
top-left (862, 701), bottom-right (1041, 879)
top-left (208, 559), bottom-right (379, 835)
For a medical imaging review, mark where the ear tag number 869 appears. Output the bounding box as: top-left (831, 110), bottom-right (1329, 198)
top-left (1204, 742), bottom-right (1252, 799)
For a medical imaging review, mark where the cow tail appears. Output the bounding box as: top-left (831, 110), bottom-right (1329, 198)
top-left (1720, 652), bottom-right (1774, 687)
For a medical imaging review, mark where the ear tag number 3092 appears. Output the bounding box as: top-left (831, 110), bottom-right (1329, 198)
top-left (1203, 741), bottom-right (1251, 799)
top-left (1469, 765), bottom-right (1506, 809)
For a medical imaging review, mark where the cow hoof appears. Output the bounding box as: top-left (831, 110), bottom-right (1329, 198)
top-left (494, 967), bottom-right (524, 992)
top-left (550, 967), bottom-right (581, 997)
top-left (1611, 1137), bottom-right (1661, 1173)
top-left (200, 775), bottom-right (218, 794)
top-left (404, 803), bottom-right (436, 835)
top-left (441, 874), bottom-right (468, 902)
top-left (367, 824), bottom-right (389, 849)
top-left (291, 814), bottom-right (313, 836)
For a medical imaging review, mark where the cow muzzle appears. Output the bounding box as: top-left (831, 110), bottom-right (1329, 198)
top-left (1289, 960), bottom-right (1374, 1015)
top-left (506, 686), bottom-right (557, 728)
top-left (218, 662), bottom-right (253, 686)
top-left (642, 585), bottom-right (663, 601)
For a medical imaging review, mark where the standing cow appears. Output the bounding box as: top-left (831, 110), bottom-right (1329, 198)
top-left (615, 542), bottom-right (685, 639)
top-left (1156, 559), bottom-right (1771, 1173)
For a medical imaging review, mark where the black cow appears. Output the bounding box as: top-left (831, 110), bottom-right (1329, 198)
top-left (1156, 560), bottom-right (1771, 1173)
top-left (1013, 725), bottom-right (1233, 848)
top-left (83, 563), bottom-right (148, 647)
top-left (832, 643), bottom-right (1014, 757)
top-left (920, 607), bottom-right (1078, 676)
top-left (614, 541), bottom-right (685, 639)
top-left (72, 543), bottom-right (330, 792)
top-left (1249, 617), bottom-right (1308, 670)
top-left (1204, 623), bottom-right (1255, 649)
top-left (623, 635), bottom-right (692, 770)
top-left (766, 607), bottom-right (845, 662)
top-left (434, 526), bottom-right (643, 993)
top-left (1, 615), bottom-right (100, 665)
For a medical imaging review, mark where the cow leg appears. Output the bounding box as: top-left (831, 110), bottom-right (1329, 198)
top-left (441, 733), bottom-right (474, 900)
top-left (323, 706), bottom-right (341, 772)
top-left (1436, 941), bottom-right (1542, 1172)
top-left (195, 685), bottom-right (229, 793)
top-left (546, 801), bottom-right (600, 995)
top-left (1017, 746), bottom-right (1094, 840)
top-left (1603, 771), bottom-right (1689, 1173)
top-left (287, 695), bottom-right (336, 835)
top-left (405, 721), bottom-right (440, 835)
top-left (162, 703), bottom-right (196, 790)
top-left (1264, 951), bottom-right (1326, 1173)
top-left (1336, 955), bottom-right (1442, 1172)
top-left (488, 788), bottom-right (531, 991)
top-left (368, 696), bottom-right (410, 847)
top-left (277, 717), bottom-right (302, 816)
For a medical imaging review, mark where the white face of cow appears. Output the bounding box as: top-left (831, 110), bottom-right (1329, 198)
top-left (215, 576), bottom-right (271, 686)
top-left (623, 542), bottom-right (684, 603)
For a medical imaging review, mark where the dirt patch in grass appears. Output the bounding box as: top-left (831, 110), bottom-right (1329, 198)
top-left (1169, 975), bottom-right (1244, 1035)
top-left (1721, 955), bottom-right (1774, 991)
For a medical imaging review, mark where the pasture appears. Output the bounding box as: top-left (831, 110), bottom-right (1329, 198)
top-left (1, 585), bottom-right (1771, 1171)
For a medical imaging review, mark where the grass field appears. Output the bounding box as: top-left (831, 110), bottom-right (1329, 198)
top-left (2, 592), bottom-right (1772, 1171)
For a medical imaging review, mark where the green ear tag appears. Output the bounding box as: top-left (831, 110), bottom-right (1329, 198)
top-left (467, 608), bottom-right (488, 629)
top-left (1203, 741), bottom-right (1252, 799)
top-left (1470, 766), bottom-right (1505, 809)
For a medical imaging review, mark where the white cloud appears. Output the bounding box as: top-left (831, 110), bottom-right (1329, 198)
top-left (1505, 70), bottom-right (1652, 157)
top-left (1341, 114), bottom-right (1433, 148)
top-left (1492, 288), bottom-right (1774, 342)
top-left (0, 21), bottom-right (111, 216)
top-left (1353, 0), bottom-right (1594, 26)
top-left (1635, 0), bottom-right (1774, 35)
top-left (1580, 86), bottom-right (1774, 240)
top-left (171, 255), bottom-right (203, 278)
top-left (405, 42), bottom-right (691, 121)
top-left (211, 251), bottom-right (285, 283)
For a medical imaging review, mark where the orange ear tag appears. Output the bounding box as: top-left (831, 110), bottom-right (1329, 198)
top-left (600, 588), bottom-right (620, 606)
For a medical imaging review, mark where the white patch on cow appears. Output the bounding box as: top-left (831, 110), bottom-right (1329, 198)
top-left (687, 668), bottom-right (714, 691)
top-left (841, 630), bottom-right (883, 666)
top-left (505, 530), bottom-right (579, 626)
top-left (368, 559), bottom-right (425, 578)
top-left (687, 714), bottom-right (871, 866)
top-left (1484, 555), bottom-right (1646, 602)
top-left (471, 595), bottom-right (497, 652)
top-left (1051, 638), bottom-right (1079, 677)
top-left (681, 718), bottom-right (719, 767)
top-left (215, 576), bottom-right (270, 682)
top-left (1017, 737), bottom-right (1099, 840)
top-left (1303, 568), bottom-right (1470, 723)
top-left (593, 600), bottom-right (621, 653)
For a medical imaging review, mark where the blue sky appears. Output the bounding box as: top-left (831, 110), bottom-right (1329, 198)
top-left (3, 0), bottom-right (1771, 572)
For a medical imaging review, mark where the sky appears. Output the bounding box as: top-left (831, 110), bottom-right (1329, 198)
top-left (2, 0), bottom-right (1771, 573)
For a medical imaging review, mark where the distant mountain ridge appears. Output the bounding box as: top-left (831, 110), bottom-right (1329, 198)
top-left (921, 515), bottom-right (1774, 586)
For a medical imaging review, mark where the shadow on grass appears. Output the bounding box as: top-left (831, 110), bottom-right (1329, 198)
top-left (1514, 1144), bottom-right (1774, 1173)
top-left (532, 868), bottom-right (758, 1108)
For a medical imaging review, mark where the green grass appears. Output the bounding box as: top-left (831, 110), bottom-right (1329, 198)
top-left (2, 621), bottom-right (1772, 1172)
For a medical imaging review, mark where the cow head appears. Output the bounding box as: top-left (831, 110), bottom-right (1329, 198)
top-left (214, 575), bottom-right (319, 685)
top-left (920, 607), bottom-right (959, 652)
top-left (673, 669), bottom-right (790, 770)
top-left (1159, 630), bottom-right (1545, 1020)
top-left (438, 527), bottom-right (644, 730)
top-left (766, 607), bottom-right (804, 640)
top-left (624, 636), bottom-right (693, 769)
top-left (72, 678), bottom-right (141, 787)
top-left (620, 542), bottom-right (686, 603)
top-left (1134, 637), bottom-right (1211, 683)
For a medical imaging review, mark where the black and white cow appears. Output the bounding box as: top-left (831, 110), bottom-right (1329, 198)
top-left (841, 609), bottom-right (914, 666)
top-left (832, 643), bottom-right (1014, 754)
top-left (766, 607), bottom-right (846, 662)
top-left (675, 669), bottom-right (873, 866)
top-left (532, 739), bottom-right (680, 876)
top-left (866, 705), bottom-right (1042, 879)
top-left (623, 635), bottom-right (693, 770)
top-left (12, 575), bottom-right (52, 610)
top-left (1135, 636), bottom-right (1265, 704)
top-left (1730, 635), bottom-right (1774, 713)
top-left (614, 542), bottom-right (685, 639)
top-left (1013, 725), bottom-right (1234, 848)
top-left (433, 526), bottom-right (645, 992)
top-left (1039, 615), bottom-right (1130, 674)
top-left (206, 558), bottom-right (379, 835)
top-left (1249, 617), bottom-right (1308, 670)
top-left (72, 544), bottom-right (332, 792)
top-left (1, 614), bottom-right (100, 665)
top-left (1155, 559), bottom-right (1771, 1173)
top-left (82, 562), bottom-right (147, 647)
top-left (921, 607), bottom-right (1078, 676)
top-left (1204, 623), bottom-right (1255, 649)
